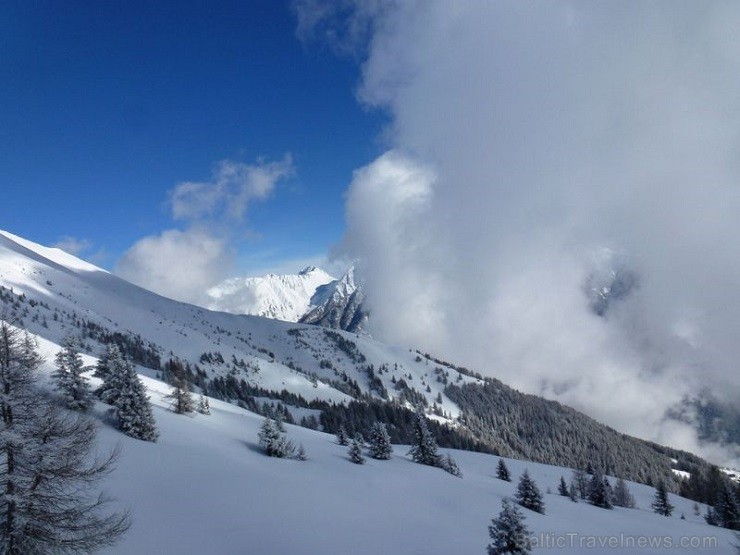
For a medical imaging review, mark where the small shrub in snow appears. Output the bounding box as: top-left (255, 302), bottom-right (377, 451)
top-left (197, 394), bottom-right (211, 415)
top-left (440, 453), bottom-right (462, 477)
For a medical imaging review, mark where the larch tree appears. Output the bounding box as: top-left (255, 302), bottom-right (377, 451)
top-left (52, 336), bottom-right (93, 412)
top-left (0, 320), bottom-right (129, 554)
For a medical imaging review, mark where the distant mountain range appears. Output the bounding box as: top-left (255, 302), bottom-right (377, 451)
top-left (206, 265), bottom-right (368, 333)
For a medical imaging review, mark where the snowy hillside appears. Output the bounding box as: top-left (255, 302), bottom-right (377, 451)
top-left (0, 229), bottom-right (738, 552)
top-left (88, 379), bottom-right (734, 554)
top-left (206, 266), bottom-right (335, 321)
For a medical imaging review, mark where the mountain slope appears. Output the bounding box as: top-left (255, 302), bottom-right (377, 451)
top-left (0, 229), bottom-right (725, 490)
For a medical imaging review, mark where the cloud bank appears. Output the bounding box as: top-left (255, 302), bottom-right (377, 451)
top-left (116, 156), bottom-right (293, 304)
top-left (301, 1), bottom-right (740, 463)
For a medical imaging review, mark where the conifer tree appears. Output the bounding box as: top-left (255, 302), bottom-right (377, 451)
top-left (197, 394), bottom-right (211, 415)
top-left (94, 344), bottom-right (125, 405)
top-left (258, 417), bottom-right (295, 458)
top-left (572, 468), bottom-right (589, 499)
top-left (112, 361), bottom-right (158, 442)
top-left (588, 469), bottom-right (614, 509)
top-left (0, 320), bottom-right (129, 553)
top-left (408, 412), bottom-right (439, 466)
top-left (52, 336), bottom-right (93, 411)
top-left (336, 425), bottom-right (350, 446)
top-left (613, 477), bottom-right (636, 508)
top-left (349, 436), bottom-right (365, 464)
top-left (651, 480), bottom-right (674, 517)
top-left (368, 422), bottom-right (393, 460)
top-left (497, 458), bottom-right (511, 482)
top-left (164, 359), bottom-right (195, 415)
top-left (440, 453), bottom-right (462, 477)
top-left (568, 481), bottom-right (578, 502)
top-left (715, 483), bottom-right (740, 530)
top-left (558, 476), bottom-right (569, 497)
top-left (487, 498), bottom-right (533, 555)
top-left (515, 470), bottom-right (545, 514)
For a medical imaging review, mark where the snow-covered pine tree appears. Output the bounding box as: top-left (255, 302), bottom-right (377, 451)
top-left (164, 359), bottom-right (195, 415)
top-left (197, 394), bottom-right (211, 415)
top-left (258, 417), bottom-right (295, 458)
top-left (0, 320), bottom-right (130, 553)
top-left (572, 468), bottom-right (589, 499)
top-left (112, 360), bottom-right (158, 442)
top-left (336, 425), bottom-right (350, 446)
top-left (705, 506), bottom-right (720, 526)
top-left (613, 477), bottom-right (636, 508)
top-left (568, 481), bottom-right (578, 502)
top-left (95, 344), bottom-right (126, 405)
top-left (588, 469), bottom-right (613, 509)
top-left (651, 480), bottom-right (674, 516)
top-left (515, 470), bottom-right (545, 514)
top-left (408, 412), bottom-right (439, 466)
top-left (558, 476), bottom-right (569, 497)
top-left (349, 436), bottom-right (365, 464)
top-left (497, 458), bottom-right (511, 482)
top-left (487, 498), bottom-right (533, 555)
top-left (440, 453), bottom-right (462, 477)
top-left (715, 482), bottom-right (740, 530)
top-left (368, 421), bottom-right (393, 460)
top-left (52, 336), bottom-right (93, 411)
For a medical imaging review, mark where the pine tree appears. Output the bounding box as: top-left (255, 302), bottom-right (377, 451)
top-left (515, 470), bottom-right (545, 514)
top-left (558, 476), bottom-right (569, 497)
top-left (651, 480), bottom-right (674, 516)
top-left (568, 481), bottom-right (578, 502)
top-left (52, 336), bottom-right (93, 411)
top-left (258, 417), bottom-right (295, 458)
top-left (487, 498), bottom-right (533, 555)
top-left (94, 344), bottom-right (125, 406)
top-left (0, 320), bottom-right (130, 553)
top-left (349, 436), bottom-right (365, 464)
top-left (368, 422), bottom-right (393, 460)
top-left (336, 425), bottom-right (350, 446)
top-left (497, 458), bottom-right (511, 482)
top-left (408, 412), bottom-right (439, 466)
top-left (613, 478), bottom-right (636, 508)
top-left (164, 360), bottom-right (194, 415)
top-left (297, 444), bottom-right (307, 461)
top-left (440, 453), bottom-right (462, 477)
top-left (112, 360), bottom-right (158, 442)
top-left (705, 506), bottom-right (720, 526)
top-left (572, 468), bottom-right (589, 499)
top-left (588, 470), bottom-right (614, 509)
top-left (197, 394), bottom-right (211, 415)
top-left (715, 483), bottom-right (740, 530)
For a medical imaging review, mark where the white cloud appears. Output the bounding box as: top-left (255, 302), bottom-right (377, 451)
top-left (116, 228), bottom-right (232, 305)
top-left (53, 236), bottom-right (92, 257)
top-left (117, 156), bottom-right (293, 303)
top-left (313, 1), bottom-right (740, 463)
top-left (170, 156), bottom-right (294, 222)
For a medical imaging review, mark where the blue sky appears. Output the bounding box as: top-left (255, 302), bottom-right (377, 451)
top-left (1, 0), bottom-right (382, 273)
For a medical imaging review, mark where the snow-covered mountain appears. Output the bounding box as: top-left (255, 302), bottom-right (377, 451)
top-left (206, 264), bottom-right (368, 333)
top-left (0, 229), bottom-right (737, 553)
top-left (206, 266), bottom-right (335, 321)
top-left (300, 266), bottom-right (368, 332)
